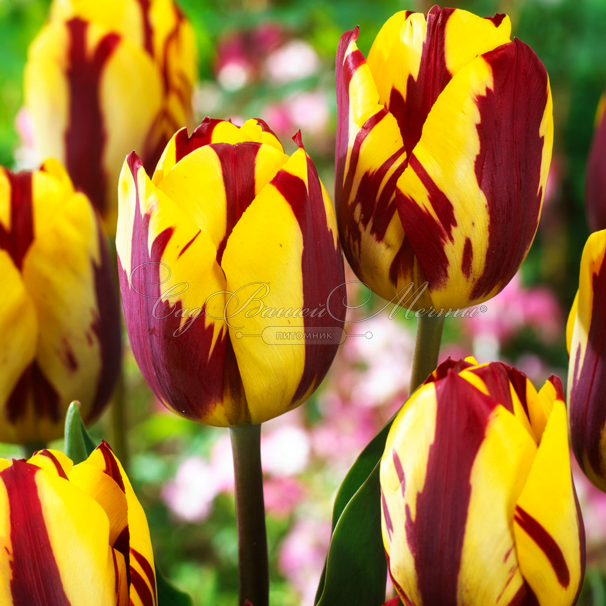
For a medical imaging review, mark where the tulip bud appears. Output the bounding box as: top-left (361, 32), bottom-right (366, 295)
top-left (0, 160), bottom-right (121, 445)
top-left (117, 118), bottom-right (347, 426)
top-left (381, 359), bottom-right (585, 605)
top-left (586, 92), bottom-right (606, 232)
top-left (336, 8), bottom-right (553, 311)
top-left (24, 0), bottom-right (197, 235)
top-left (567, 229), bottom-right (606, 491)
top-left (0, 443), bottom-right (156, 605)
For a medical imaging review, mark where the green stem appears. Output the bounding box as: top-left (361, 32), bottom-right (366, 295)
top-left (229, 424), bottom-right (269, 606)
top-left (22, 442), bottom-right (47, 459)
top-left (409, 314), bottom-right (445, 394)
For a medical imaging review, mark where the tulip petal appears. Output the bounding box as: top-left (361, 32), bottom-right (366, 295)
top-left (221, 146), bottom-right (346, 423)
top-left (367, 7), bottom-right (511, 156)
top-left (568, 229), bottom-right (606, 489)
top-left (0, 460), bottom-right (119, 606)
top-left (396, 39), bottom-right (552, 309)
top-left (335, 28), bottom-right (425, 305)
top-left (118, 153), bottom-right (246, 425)
top-left (566, 291), bottom-right (578, 355)
top-left (513, 400), bottom-right (585, 605)
top-left (586, 91), bottom-right (606, 232)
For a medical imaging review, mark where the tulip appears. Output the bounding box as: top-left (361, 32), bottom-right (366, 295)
top-left (0, 442), bottom-right (156, 605)
top-left (381, 358), bottom-right (585, 605)
top-left (586, 91), bottom-right (606, 232)
top-left (0, 160), bottom-right (121, 445)
top-left (567, 229), bottom-right (606, 491)
top-left (335, 7), bottom-right (553, 311)
top-left (24, 0), bottom-right (197, 235)
top-left (117, 118), bottom-right (347, 426)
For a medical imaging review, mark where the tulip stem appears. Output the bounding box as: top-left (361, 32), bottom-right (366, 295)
top-left (409, 314), bottom-right (445, 393)
top-left (229, 424), bottom-right (269, 606)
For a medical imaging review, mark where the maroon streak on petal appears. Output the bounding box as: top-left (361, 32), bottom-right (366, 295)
top-left (405, 372), bottom-right (498, 605)
top-left (136, 0), bottom-right (154, 56)
top-left (508, 584), bottom-right (540, 606)
top-left (467, 362), bottom-right (516, 414)
top-left (392, 450), bottom-right (406, 497)
top-left (382, 491), bottom-right (394, 539)
top-left (65, 19), bottom-right (119, 217)
top-left (119, 153), bottom-right (246, 423)
top-left (586, 92), bottom-right (606, 232)
top-left (173, 118), bottom-right (225, 162)
top-left (178, 230), bottom-right (201, 258)
top-left (395, 155), bottom-right (457, 290)
top-left (485, 13), bottom-right (507, 27)
top-left (570, 253), bottom-right (606, 479)
top-left (87, 219), bottom-right (122, 421)
top-left (131, 549), bottom-right (157, 602)
top-left (514, 506), bottom-right (570, 587)
top-left (470, 39), bottom-right (547, 301)
top-left (114, 526), bottom-right (131, 587)
top-left (388, 6), bottom-right (455, 156)
top-left (0, 170), bottom-right (34, 270)
top-left (461, 237), bottom-right (473, 278)
top-left (271, 158), bottom-right (346, 405)
top-left (130, 568), bottom-right (155, 606)
top-left (426, 357), bottom-right (475, 383)
top-left (212, 142), bottom-right (261, 264)
top-left (1, 462), bottom-right (71, 606)
top-left (38, 451), bottom-right (69, 480)
top-left (97, 441), bottom-right (126, 492)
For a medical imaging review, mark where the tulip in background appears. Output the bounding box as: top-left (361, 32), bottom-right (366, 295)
top-left (117, 116), bottom-right (346, 606)
top-left (0, 442), bottom-right (156, 605)
top-left (0, 160), bottom-right (121, 446)
top-left (24, 0), bottom-right (197, 235)
top-left (117, 117), bottom-right (346, 427)
top-left (381, 358), bottom-right (585, 605)
top-left (335, 7), bottom-right (553, 312)
top-left (567, 229), bottom-right (606, 491)
top-left (586, 91), bottom-right (606, 232)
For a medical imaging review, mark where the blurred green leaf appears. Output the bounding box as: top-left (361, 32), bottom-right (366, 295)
top-left (64, 401), bottom-right (96, 464)
top-left (157, 567), bottom-right (194, 606)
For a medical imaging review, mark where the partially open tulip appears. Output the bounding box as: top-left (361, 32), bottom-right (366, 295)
top-left (336, 8), bottom-right (553, 311)
top-left (381, 358), bottom-right (585, 605)
top-left (586, 91), bottom-right (606, 232)
top-left (567, 230), bottom-right (606, 491)
top-left (0, 160), bottom-right (121, 445)
top-left (117, 118), bottom-right (347, 426)
top-left (24, 0), bottom-right (197, 235)
top-left (0, 443), bottom-right (156, 605)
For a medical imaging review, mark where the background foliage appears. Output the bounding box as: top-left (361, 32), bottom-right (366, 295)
top-left (1, 0), bottom-right (606, 603)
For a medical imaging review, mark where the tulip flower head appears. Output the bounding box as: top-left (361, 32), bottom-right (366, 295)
top-left (586, 91), bottom-right (606, 232)
top-left (117, 118), bottom-right (347, 426)
top-left (0, 160), bottom-right (121, 445)
top-left (0, 443), bottom-right (156, 605)
top-left (567, 229), bottom-right (606, 491)
top-left (24, 0), bottom-right (197, 235)
top-left (336, 7), bottom-right (553, 311)
top-left (381, 358), bottom-right (584, 605)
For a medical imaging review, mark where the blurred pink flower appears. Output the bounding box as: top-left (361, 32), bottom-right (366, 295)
top-left (162, 456), bottom-right (220, 522)
top-left (262, 91), bottom-right (329, 138)
top-left (261, 103), bottom-right (293, 136)
top-left (279, 518), bottom-right (331, 604)
top-left (264, 477), bottom-right (306, 517)
top-left (262, 425), bottom-right (311, 477)
top-left (572, 454), bottom-right (606, 550)
top-left (265, 39), bottom-right (320, 83)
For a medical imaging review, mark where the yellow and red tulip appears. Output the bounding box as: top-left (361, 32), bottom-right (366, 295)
top-left (0, 160), bottom-right (121, 445)
top-left (0, 443), bottom-right (156, 605)
top-left (335, 8), bottom-right (553, 310)
top-left (381, 358), bottom-right (585, 605)
top-left (567, 229), bottom-right (606, 491)
top-left (586, 91), bottom-right (606, 232)
top-left (24, 0), bottom-right (197, 235)
top-left (117, 118), bottom-right (347, 426)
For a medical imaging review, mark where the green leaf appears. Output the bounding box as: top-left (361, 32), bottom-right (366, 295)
top-left (157, 567), bottom-right (194, 606)
top-left (64, 401), bottom-right (97, 464)
top-left (315, 412), bottom-right (397, 606)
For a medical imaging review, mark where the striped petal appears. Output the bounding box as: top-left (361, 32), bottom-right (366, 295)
top-left (221, 141), bottom-right (346, 423)
top-left (25, 17), bottom-right (164, 234)
top-left (396, 38), bottom-right (553, 309)
top-left (567, 229), bottom-right (606, 490)
top-left (0, 460), bottom-right (119, 605)
top-left (586, 91), bottom-right (606, 232)
top-left (366, 7), bottom-right (511, 156)
top-left (514, 399), bottom-right (585, 604)
top-left (117, 153), bottom-right (247, 426)
top-left (335, 28), bottom-right (426, 307)
top-left (0, 162), bottom-right (120, 445)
